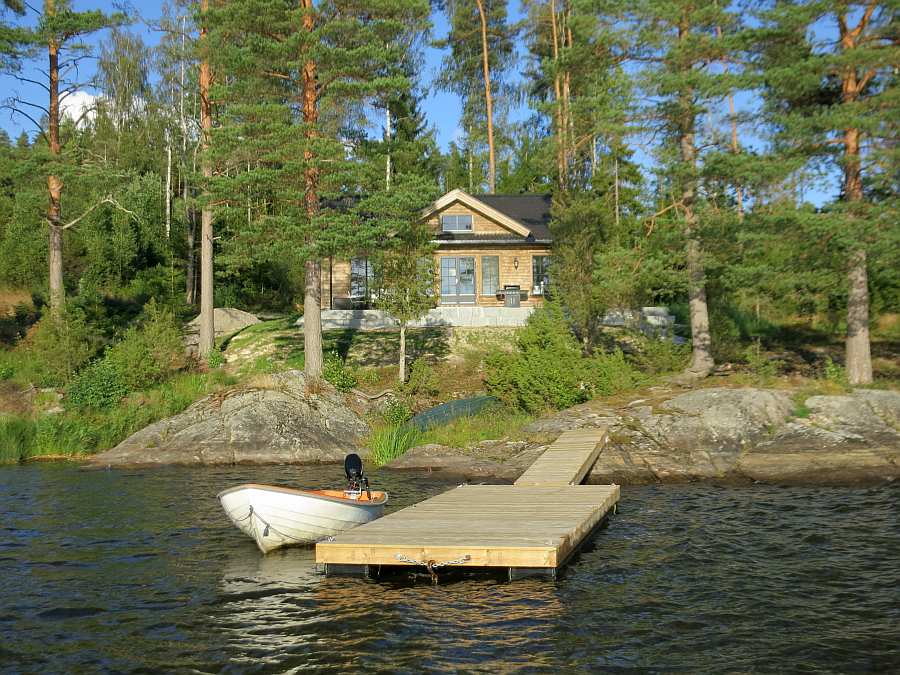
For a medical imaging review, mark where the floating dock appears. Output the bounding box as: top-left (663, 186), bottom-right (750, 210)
top-left (316, 427), bottom-right (618, 580)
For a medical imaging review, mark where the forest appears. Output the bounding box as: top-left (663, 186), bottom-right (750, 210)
top-left (0, 0), bottom-right (897, 459)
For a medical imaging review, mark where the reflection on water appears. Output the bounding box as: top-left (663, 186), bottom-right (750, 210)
top-left (1, 464), bottom-right (898, 672)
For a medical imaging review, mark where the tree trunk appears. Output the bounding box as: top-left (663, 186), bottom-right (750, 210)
top-left (165, 133), bottom-right (172, 239)
top-left (563, 7), bottom-right (575, 174)
top-left (198, 0), bottom-right (215, 356)
top-left (301, 0), bottom-right (323, 382)
top-left (715, 22), bottom-right (743, 222)
top-left (685, 223), bottom-right (714, 376)
top-left (839, 7), bottom-right (873, 385)
top-left (474, 0), bottom-right (495, 193)
top-left (385, 106), bottom-right (392, 191)
top-left (47, 0), bottom-right (64, 316)
top-left (678, 14), bottom-right (714, 379)
top-left (304, 259), bottom-right (323, 379)
top-left (549, 0), bottom-right (566, 190)
top-left (843, 126), bottom-right (872, 384)
top-left (398, 323), bottom-right (406, 383)
top-left (185, 200), bottom-right (196, 304)
top-left (846, 249), bottom-right (872, 384)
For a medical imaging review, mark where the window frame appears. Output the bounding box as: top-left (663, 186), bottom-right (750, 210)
top-left (532, 255), bottom-right (551, 295)
top-left (481, 255), bottom-right (499, 296)
top-left (440, 213), bottom-right (473, 232)
top-left (350, 257), bottom-right (375, 301)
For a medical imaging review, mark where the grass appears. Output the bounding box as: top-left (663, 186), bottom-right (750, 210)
top-left (0, 416), bottom-right (36, 463)
top-left (367, 424), bottom-right (421, 466)
top-left (363, 405), bottom-right (534, 469)
top-left (0, 369), bottom-right (238, 464)
top-left (417, 406), bottom-right (533, 448)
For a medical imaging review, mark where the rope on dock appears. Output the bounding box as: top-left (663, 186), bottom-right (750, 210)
top-left (394, 553), bottom-right (472, 584)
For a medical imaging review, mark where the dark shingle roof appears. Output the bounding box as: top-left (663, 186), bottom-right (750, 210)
top-left (474, 194), bottom-right (553, 240)
top-left (435, 232), bottom-right (546, 243)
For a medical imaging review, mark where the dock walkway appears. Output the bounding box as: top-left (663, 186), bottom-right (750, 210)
top-left (316, 426), bottom-right (617, 579)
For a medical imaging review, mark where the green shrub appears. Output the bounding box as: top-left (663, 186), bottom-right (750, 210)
top-left (356, 367), bottom-right (380, 386)
top-left (823, 356), bottom-right (848, 386)
top-left (484, 306), bottom-right (591, 414)
top-left (367, 424), bottom-right (420, 466)
top-left (629, 336), bottom-right (690, 375)
top-left (743, 341), bottom-right (781, 381)
top-left (791, 393), bottom-right (812, 419)
top-left (590, 349), bottom-right (648, 395)
top-left (0, 417), bottom-right (36, 463)
top-left (323, 351), bottom-right (357, 392)
top-left (205, 349), bottom-right (225, 369)
top-left (105, 299), bottom-right (186, 390)
top-left (25, 309), bottom-right (99, 385)
top-left (402, 359), bottom-right (439, 396)
top-left (66, 360), bottom-right (129, 410)
top-left (382, 398), bottom-right (413, 426)
top-left (0, 364), bottom-right (12, 380)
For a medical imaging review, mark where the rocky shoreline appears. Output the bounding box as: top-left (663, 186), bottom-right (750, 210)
top-left (89, 373), bottom-right (900, 486)
top-left (387, 387), bottom-right (900, 486)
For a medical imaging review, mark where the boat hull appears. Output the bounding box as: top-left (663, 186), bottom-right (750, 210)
top-left (218, 484), bottom-right (386, 554)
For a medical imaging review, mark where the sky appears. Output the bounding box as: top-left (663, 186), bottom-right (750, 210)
top-left (1, 0), bottom-right (837, 206)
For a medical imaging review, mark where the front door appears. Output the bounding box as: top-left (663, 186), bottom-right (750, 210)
top-left (440, 256), bottom-right (476, 305)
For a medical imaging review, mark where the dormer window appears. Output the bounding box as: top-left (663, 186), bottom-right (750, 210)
top-left (441, 214), bottom-right (473, 232)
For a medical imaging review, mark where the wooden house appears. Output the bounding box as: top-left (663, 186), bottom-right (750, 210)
top-left (321, 189), bottom-right (552, 310)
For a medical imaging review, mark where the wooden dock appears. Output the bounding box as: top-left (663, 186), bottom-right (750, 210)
top-left (316, 426), bottom-right (617, 579)
top-left (514, 428), bottom-right (609, 487)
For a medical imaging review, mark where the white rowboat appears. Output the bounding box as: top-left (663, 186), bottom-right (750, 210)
top-left (218, 483), bottom-right (387, 554)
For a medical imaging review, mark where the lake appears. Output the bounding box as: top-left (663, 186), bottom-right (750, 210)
top-left (1, 464), bottom-right (898, 672)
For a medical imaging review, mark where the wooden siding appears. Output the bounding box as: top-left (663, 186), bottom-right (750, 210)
top-left (435, 246), bottom-right (549, 306)
top-left (320, 199), bottom-right (550, 309)
top-left (322, 247), bottom-right (549, 308)
top-left (426, 202), bottom-right (512, 235)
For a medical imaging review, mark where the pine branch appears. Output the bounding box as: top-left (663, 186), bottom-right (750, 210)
top-left (60, 196), bottom-right (139, 230)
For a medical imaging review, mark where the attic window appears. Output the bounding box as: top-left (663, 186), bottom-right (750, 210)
top-left (441, 214), bottom-right (473, 232)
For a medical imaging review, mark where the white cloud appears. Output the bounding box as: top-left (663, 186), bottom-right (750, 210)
top-left (60, 90), bottom-right (98, 127)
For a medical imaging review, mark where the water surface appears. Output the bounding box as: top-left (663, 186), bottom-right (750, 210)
top-left (1, 464), bottom-right (897, 672)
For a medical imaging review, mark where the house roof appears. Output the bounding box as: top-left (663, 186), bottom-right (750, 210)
top-left (423, 189), bottom-right (554, 242)
top-left (434, 231), bottom-right (550, 244)
top-left (473, 194), bottom-right (553, 241)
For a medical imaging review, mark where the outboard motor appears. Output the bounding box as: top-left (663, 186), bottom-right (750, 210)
top-left (344, 453), bottom-right (371, 500)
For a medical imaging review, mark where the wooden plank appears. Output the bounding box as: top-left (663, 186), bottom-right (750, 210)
top-left (315, 484), bottom-right (619, 569)
top-left (514, 427), bottom-right (608, 487)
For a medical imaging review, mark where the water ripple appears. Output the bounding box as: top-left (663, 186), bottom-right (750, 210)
top-left (0, 465), bottom-right (898, 672)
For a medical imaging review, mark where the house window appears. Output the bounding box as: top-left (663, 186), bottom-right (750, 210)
top-left (441, 214), bottom-right (473, 232)
top-left (350, 257), bottom-right (374, 302)
top-left (439, 256), bottom-right (476, 304)
top-left (481, 256), bottom-right (499, 295)
top-left (532, 255), bottom-right (551, 295)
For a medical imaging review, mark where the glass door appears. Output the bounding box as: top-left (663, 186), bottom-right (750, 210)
top-left (440, 256), bottom-right (476, 305)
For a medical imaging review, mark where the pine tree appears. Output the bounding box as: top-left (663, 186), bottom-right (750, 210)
top-left (760, 0), bottom-right (899, 384)
top-left (435, 0), bottom-right (515, 193)
top-left (2, 0), bottom-right (125, 315)
top-left (628, 0), bottom-right (750, 380)
top-left (207, 0), bottom-right (430, 382)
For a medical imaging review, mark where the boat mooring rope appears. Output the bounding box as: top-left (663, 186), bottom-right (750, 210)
top-left (229, 506), bottom-right (311, 544)
top-left (394, 554), bottom-right (472, 584)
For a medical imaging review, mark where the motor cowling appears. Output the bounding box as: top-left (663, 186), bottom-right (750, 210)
top-left (344, 453), bottom-right (370, 498)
